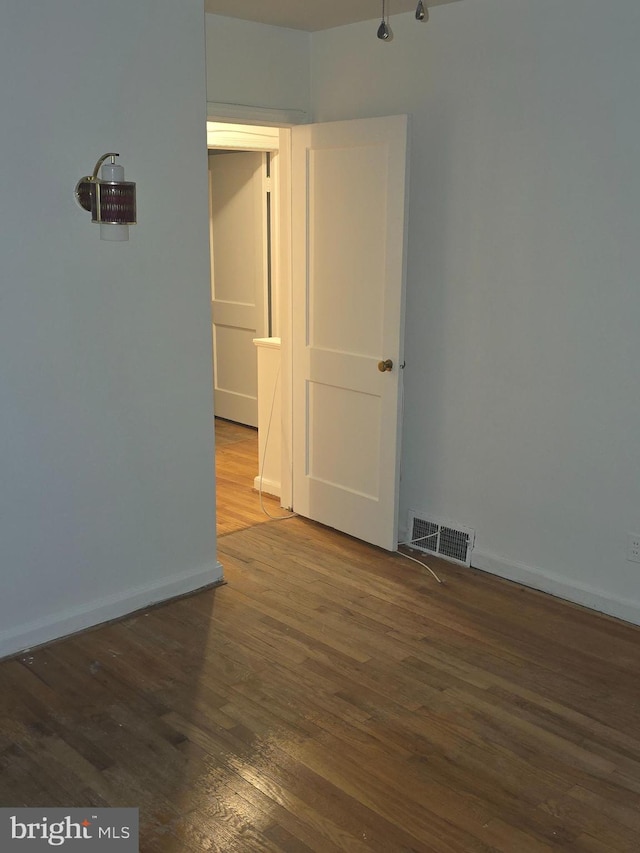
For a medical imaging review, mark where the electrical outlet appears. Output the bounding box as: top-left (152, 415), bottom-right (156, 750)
top-left (627, 533), bottom-right (640, 563)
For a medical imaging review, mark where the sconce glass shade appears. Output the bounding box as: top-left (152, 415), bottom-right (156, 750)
top-left (75, 153), bottom-right (136, 241)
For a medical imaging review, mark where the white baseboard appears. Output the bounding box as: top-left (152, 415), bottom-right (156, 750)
top-left (472, 550), bottom-right (640, 627)
top-left (253, 475), bottom-right (281, 498)
top-left (0, 560), bottom-right (224, 661)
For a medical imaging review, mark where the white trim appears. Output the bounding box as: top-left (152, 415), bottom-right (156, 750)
top-left (253, 336), bottom-right (282, 350)
top-left (207, 122), bottom-right (281, 151)
top-left (275, 127), bottom-right (293, 510)
top-left (253, 475), bottom-right (281, 498)
top-left (0, 561), bottom-right (224, 660)
top-left (206, 101), bottom-right (308, 126)
top-left (472, 550), bottom-right (640, 627)
top-left (207, 121), bottom-right (294, 512)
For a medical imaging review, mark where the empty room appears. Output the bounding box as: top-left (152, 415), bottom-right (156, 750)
top-left (1, 1), bottom-right (639, 850)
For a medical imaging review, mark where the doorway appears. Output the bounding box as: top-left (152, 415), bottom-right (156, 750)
top-left (208, 121), bottom-right (293, 528)
top-left (208, 115), bottom-right (409, 551)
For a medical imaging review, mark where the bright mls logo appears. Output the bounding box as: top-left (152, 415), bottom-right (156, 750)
top-left (0, 809), bottom-right (138, 850)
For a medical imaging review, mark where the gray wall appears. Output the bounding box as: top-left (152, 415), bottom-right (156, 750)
top-left (310, 0), bottom-right (640, 622)
top-left (0, 0), bottom-right (219, 657)
top-left (206, 15), bottom-right (310, 116)
top-left (205, 1), bottom-right (640, 623)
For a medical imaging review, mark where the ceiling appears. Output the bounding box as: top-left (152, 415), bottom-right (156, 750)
top-left (204, 0), bottom-right (461, 32)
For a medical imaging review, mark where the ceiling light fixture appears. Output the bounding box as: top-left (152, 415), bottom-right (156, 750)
top-left (377, 0), bottom-right (392, 40)
top-left (377, 0), bottom-right (429, 41)
top-left (416, 1), bottom-right (429, 22)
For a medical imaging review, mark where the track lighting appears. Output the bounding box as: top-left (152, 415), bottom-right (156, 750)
top-left (377, 0), bottom-right (429, 41)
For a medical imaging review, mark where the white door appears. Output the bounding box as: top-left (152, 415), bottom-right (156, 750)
top-left (209, 151), bottom-right (268, 427)
top-left (291, 115), bottom-right (409, 551)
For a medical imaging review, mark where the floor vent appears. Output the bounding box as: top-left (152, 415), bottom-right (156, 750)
top-left (406, 511), bottom-right (475, 567)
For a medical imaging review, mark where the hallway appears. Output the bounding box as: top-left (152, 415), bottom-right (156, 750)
top-left (215, 418), bottom-right (282, 537)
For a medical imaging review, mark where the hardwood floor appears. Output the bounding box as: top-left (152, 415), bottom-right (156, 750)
top-left (1, 422), bottom-right (639, 851)
top-left (215, 418), bottom-right (283, 536)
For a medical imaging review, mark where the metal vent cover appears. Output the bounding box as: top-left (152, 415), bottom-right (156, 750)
top-left (406, 511), bottom-right (475, 567)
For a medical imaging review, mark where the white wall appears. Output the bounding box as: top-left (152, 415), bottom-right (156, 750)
top-left (205, 15), bottom-right (310, 118)
top-left (0, 0), bottom-right (220, 658)
top-left (310, 0), bottom-right (640, 623)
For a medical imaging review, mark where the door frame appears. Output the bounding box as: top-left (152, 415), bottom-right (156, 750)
top-left (206, 120), bottom-right (294, 510)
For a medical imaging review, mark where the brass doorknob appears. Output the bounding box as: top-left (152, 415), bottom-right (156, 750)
top-left (378, 359), bottom-right (393, 373)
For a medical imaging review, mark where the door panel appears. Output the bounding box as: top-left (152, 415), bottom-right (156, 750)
top-left (308, 382), bottom-right (381, 498)
top-left (309, 144), bottom-right (386, 356)
top-left (292, 115), bottom-right (409, 551)
top-left (209, 151), bottom-right (267, 427)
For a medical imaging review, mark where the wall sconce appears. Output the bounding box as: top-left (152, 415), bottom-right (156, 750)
top-left (75, 153), bottom-right (136, 241)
